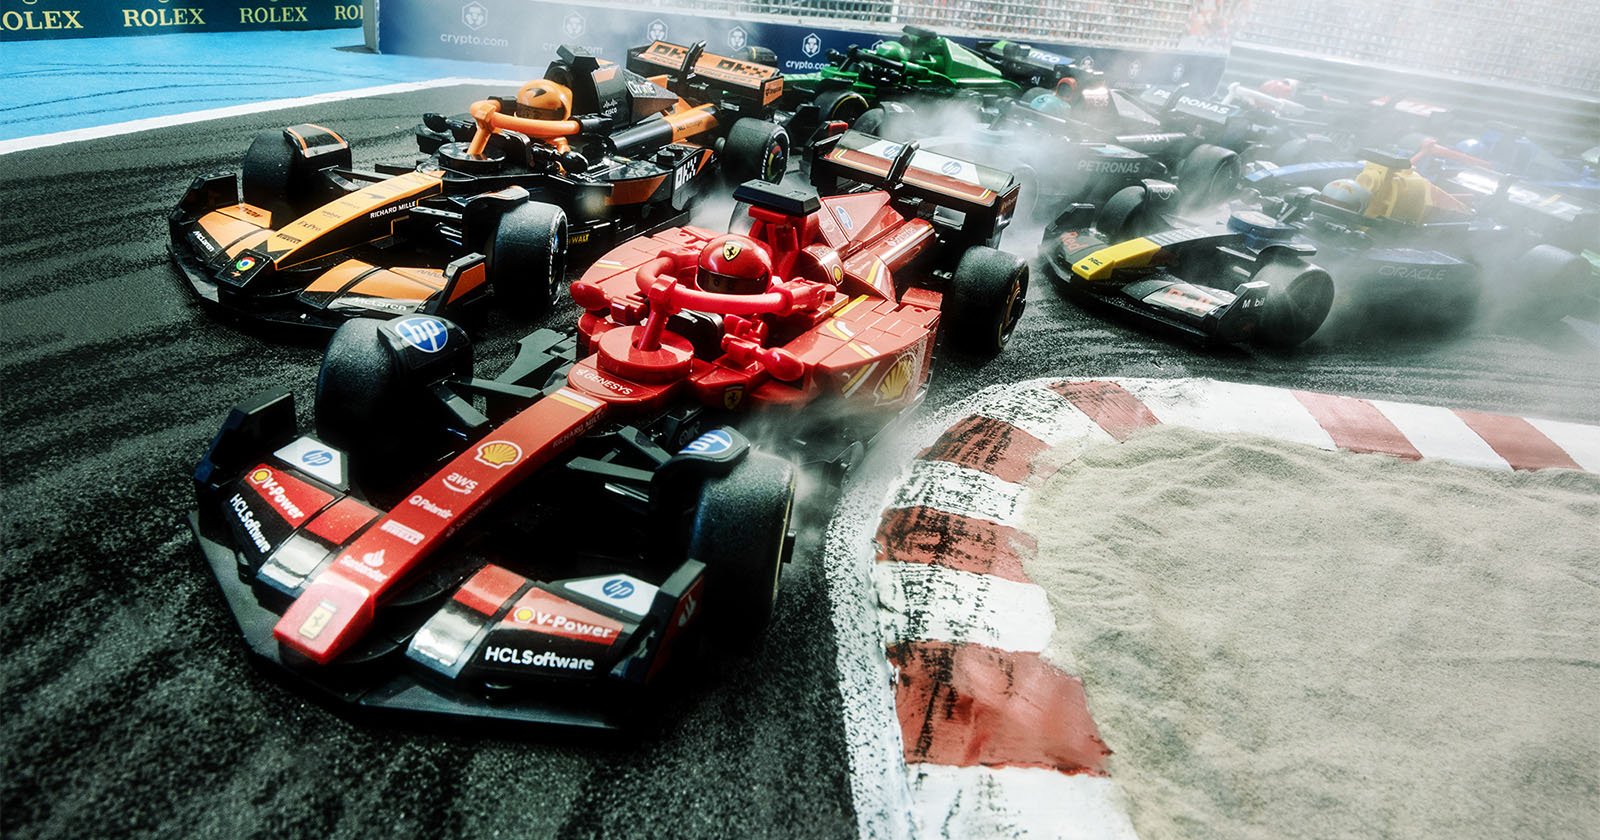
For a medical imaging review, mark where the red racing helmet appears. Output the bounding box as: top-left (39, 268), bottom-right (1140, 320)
top-left (696, 234), bottom-right (772, 295)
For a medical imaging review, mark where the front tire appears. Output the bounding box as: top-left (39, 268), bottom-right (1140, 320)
top-left (1096, 185), bottom-right (1162, 241)
top-left (487, 202), bottom-right (568, 318)
top-left (315, 319), bottom-right (424, 463)
top-left (689, 452), bottom-right (796, 641)
top-left (722, 119), bottom-right (789, 185)
top-left (242, 128), bottom-right (312, 224)
top-left (946, 246), bottom-right (1029, 355)
top-left (1498, 244), bottom-right (1596, 327)
top-left (1249, 259), bottom-right (1335, 347)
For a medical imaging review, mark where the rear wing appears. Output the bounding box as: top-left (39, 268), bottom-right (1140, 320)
top-left (811, 130), bottom-right (1020, 241)
top-left (627, 40), bottom-right (782, 107)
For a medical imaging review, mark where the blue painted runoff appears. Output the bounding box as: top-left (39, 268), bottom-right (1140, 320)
top-left (0, 28), bottom-right (541, 141)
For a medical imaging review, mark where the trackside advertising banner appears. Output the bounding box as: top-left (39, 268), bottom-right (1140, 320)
top-left (373, 0), bottom-right (1224, 90)
top-left (0, 0), bottom-right (361, 41)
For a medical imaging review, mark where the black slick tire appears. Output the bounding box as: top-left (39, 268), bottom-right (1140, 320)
top-left (722, 119), bottom-right (789, 185)
top-left (315, 318), bottom-right (420, 463)
top-left (1175, 143), bottom-right (1241, 208)
top-left (814, 89), bottom-right (871, 126)
top-left (242, 128), bottom-right (309, 225)
top-left (946, 246), bottom-right (1029, 355)
top-left (1249, 258), bottom-right (1334, 348)
top-left (690, 451), bottom-right (796, 642)
top-left (487, 202), bottom-right (568, 318)
top-left (1096, 185), bottom-right (1159, 241)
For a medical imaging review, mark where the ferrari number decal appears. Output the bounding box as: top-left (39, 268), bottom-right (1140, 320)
top-left (298, 600), bottom-right (338, 639)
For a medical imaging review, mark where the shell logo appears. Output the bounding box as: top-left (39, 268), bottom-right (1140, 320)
top-left (514, 607), bottom-right (534, 622)
top-left (474, 440), bottom-right (523, 470)
top-left (873, 354), bottom-right (916, 404)
top-left (249, 468), bottom-right (272, 483)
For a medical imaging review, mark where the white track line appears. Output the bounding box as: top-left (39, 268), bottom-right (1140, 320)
top-left (908, 764), bottom-right (1140, 840)
top-left (1525, 417), bottom-right (1600, 473)
top-left (874, 563), bottom-right (1055, 653)
top-left (1367, 399), bottom-right (1511, 470)
top-left (884, 460), bottom-right (1029, 526)
top-left (1120, 378), bottom-right (1337, 449)
top-left (0, 77), bottom-right (523, 155)
top-left (969, 381), bottom-right (1111, 447)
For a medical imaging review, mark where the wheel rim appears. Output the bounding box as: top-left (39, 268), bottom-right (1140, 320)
top-left (764, 137), bottom-right (789, 182)
top-left (996, 269), bottom-right (1027, 348)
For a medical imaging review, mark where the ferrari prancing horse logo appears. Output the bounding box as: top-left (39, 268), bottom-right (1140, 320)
top-left (721, 242), bottom-right (742, 261)
top-left (723, 385), bottom-right (744, 410)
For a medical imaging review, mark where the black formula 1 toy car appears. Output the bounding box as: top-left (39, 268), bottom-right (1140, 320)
top-left (1241, 150), bottom-right (1597, 330)
top-left (189, 133), bottom-right (1026, 729)
top-left (170, 41), bottom-right (788, 333)
top-left (1041, 179), bottom-right (1334, 347)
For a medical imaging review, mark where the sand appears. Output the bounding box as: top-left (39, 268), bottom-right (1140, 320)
top-left (1020, 426), bottom-right (1600, 840)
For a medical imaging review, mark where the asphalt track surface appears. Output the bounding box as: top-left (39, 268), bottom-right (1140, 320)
top-left (2, 85), bottom-right (1598, 839)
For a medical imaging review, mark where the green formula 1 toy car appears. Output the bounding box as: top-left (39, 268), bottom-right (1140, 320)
top-left (782, 25), bottom-right (1019, 136)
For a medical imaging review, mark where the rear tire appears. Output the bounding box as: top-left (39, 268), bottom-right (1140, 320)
top-left (487, 202), bottom-right (568, 318)
top-left (853, 108), bottom-right (886, 137)
top-left (1498, 244), bottom-right (1596, 327)
top-left (722, 119), bottom-right (789, 185)
top-left (1175, 143), bottom-right (1240, 208)
top-left (690, 452), bottom-right (796, 642)
top-left (814, 89), bottom-right (870, 126)
top-left (946, 246), bottom-right (1029, 355)
top-left (1249, 259), bottom-right (1334, 347)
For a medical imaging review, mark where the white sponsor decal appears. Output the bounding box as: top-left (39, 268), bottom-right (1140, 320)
top-left (248, 468), bottom-right (307, 521)
top-left (381, 519), bottom-right (424, 545)
top-left (517, 609), bottom-right (619, 640)
top-left (273, 437), bottom-right (344, 486)
top-left (565, 575), bottom-right (659, 617)
top-left (482, 646), bottom-right (596, 670)
top-left (337, 554), bottom-right (387, 582)
top-left (408, 495), bottom-right (455, 520)
top-left (1378, 264), bottom-right (1449, 281)
top-left (572, 365), bottom-right (635, 395)
top-left (361, 550), bottom-right (385, 568)
top-left (1077, 160), bottom-right (1144, 173)
top-left (442, 472), bottom-right (478, 494)
top-left (229, 493), bottom-right (272, 553)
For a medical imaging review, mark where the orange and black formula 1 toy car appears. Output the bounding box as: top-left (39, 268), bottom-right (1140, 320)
top-left (170, 41), bottom-right (788, 334)
top-left (189, 133), bottom-right (1026, 729)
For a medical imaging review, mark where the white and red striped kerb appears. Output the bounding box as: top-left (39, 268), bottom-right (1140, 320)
top-left (867, 378), bottom-right (1599, 839)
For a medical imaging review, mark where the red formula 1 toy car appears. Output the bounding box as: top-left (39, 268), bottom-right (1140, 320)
top-left (189, 131), bottom-right (1027, 728)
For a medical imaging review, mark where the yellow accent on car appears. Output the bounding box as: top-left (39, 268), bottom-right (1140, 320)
top-left (1070, 238), bottom-right (1161, 282)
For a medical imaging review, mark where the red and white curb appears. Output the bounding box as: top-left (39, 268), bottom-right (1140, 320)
top-left (825, 377), bottom-right (1600, 839)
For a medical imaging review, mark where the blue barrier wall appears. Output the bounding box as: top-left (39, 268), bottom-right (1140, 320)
top-left (372, 0), bottom-right (1225, 90)
top-left (0, 0), bottom-right (361, 41)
